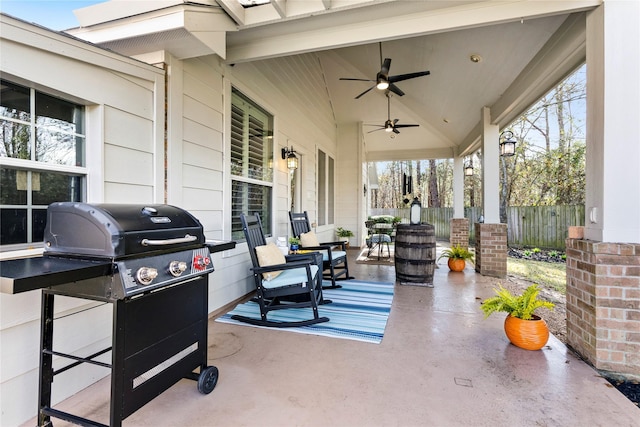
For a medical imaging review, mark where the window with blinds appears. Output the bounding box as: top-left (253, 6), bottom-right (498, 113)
top-left (317, 149), bottom-right (335, 226)
top-left (230, 89), bottom-right (273, 240)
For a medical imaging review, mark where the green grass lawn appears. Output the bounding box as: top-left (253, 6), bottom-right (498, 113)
top-left (507, 258), bottom-right (567, 294)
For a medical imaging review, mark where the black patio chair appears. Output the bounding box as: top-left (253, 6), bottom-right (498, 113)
top-left (289, 211), bottom-right (353, 289)
top-left (236, 213), bottom-right (329, 328)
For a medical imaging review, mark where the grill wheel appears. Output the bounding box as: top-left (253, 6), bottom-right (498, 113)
top-left (198, 366), bottom-right (219, 394)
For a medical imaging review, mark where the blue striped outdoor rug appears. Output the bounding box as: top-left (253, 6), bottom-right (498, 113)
top-left (215, 280), bottom-right (394, 344)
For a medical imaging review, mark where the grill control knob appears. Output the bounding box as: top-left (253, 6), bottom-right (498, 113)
top-left (193, 254), bottom-right (211, 271)
top-left (169, 261), bottom-right (188, 277)
top-left (136, 267), bottom-right (158, 285)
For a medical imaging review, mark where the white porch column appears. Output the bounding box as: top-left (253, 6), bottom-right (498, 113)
top-left (480, 106), bottom-right (500, 223)
top-left (566, 0), bottom-right (640, 380)
top-left (584, 0), bottom-right (640, 243)
top-left (453, 156), bottom-right (464, 218)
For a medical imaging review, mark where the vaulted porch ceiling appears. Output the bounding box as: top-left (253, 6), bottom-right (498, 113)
top-left (70, 0), bottom-right (599, 161)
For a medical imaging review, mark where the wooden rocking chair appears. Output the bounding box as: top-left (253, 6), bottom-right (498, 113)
top-left (235, 213), bottom-right (329, 328)
top-left (289, 211), bottom-right (353, 289)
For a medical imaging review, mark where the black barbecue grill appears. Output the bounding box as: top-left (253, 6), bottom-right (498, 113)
top-left (0, 202), bottom-right (235, 427)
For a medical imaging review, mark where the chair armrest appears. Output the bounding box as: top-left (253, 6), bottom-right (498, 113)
top-left (286, 253), bottom-right (319, 263)
top-left (320, 240), bottom-right (346, 246)
top-left (299, 244), bottom-right (333, 251)
top-left (320, 241), bottom-right (347, 251)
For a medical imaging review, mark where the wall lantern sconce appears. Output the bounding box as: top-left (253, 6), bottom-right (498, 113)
top-left (464, 161), bottom-right (474, 176)
top-left (281, 146), bottom-right (299, 170)
top-left (410, 197), bottom-right (422, 224)
top-left (499, 131), bottom-right (517, 157)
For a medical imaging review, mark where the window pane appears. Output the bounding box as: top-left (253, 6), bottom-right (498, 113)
top-left (230, 90), bottom-right (273, 182)
top-left (0, 119), bottom-right (31, 159)
top-left (36, 92), bottom-right (84, 135)
top-left (1, 80), bottom-right (32, 160)
top-left (32, 171), bottom-right (83, 205)
top-left (318, 149), bottom-right (326, 226)
top-left (0, 168), bottom-right (27, 204)
top-left (32, 208), bottom-right (47, 243)
top-left (35, 92), bottom-right (84, 166)
top-left (35, 129), bottom-right (84, 166)
top-left (0, 80), bottom-right (31, 120)
top-left (231, 180), bottom-right (272, 241)
top-left (0, 208), bottom-right (27, 245)
top-left (230, 103), bottom-right (245, 176)
top-left (328, 155), bottom-right (334, 224)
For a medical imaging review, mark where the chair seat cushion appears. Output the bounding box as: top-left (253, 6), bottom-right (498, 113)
top-left (300, 230), bottom-right (320, 247)
top-left (320, 249), bottom-right (347, 261)
top-left (371, 234), bottom-right (392, 243)
top-left (255, 242), bottom-right (286, 280)
top-left (262, 265), bottom-right (319, 289)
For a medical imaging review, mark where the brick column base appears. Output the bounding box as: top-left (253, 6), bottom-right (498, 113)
top-left (566, 238), bottom-right (640, 379)
top-left (474, 223), bottom-right (507, 278)
top-left (449, 218), bottom-right (470, 248)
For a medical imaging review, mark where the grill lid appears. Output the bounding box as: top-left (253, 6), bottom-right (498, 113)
top-left (44, 203), bottom-right (205, 259)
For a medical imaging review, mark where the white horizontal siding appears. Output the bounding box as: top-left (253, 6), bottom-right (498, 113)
top-left (104, 182), bottom-right (154, 203)
top-left (104, 107), bottom-right (155, 151)
top-left (104, 145), bottom-right (154, 186)
top-left (0, 18), bottom-right (164, 425)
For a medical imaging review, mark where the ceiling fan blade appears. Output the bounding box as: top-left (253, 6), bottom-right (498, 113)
top-left (380, 58), bottom-right (392, 76)
top-left (355, 85), bottom-right (375, 99)
top-left (339, 77), bottom-right (375, 82)
top-left (388, 70), bottom-right (430, 84)
top-left (393, 128), bottom-right (400, 134)
top-left (367, 128), bottom-right (385, 134)
top-left (394, 124), bottom-right (420, 129)
top-left (364, 124), bottom-right (384, 127)
top-left (393, 118), bottom-right (399, 125)
top-left (388, 84), bottom-right (405, 97)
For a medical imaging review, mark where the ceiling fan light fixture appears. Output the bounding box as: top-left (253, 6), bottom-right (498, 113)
top-left (376, 78), bottom-right (389, 90)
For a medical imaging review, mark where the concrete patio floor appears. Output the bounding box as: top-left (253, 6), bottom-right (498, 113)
top-left (24, 248), bottom-right (640, 427)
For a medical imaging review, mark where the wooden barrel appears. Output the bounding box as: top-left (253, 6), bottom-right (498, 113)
top-left (394, 223), bottom-right (436, 285)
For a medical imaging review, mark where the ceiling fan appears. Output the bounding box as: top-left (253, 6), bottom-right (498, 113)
top-left (340, 43), bottom-right (430, 99)
top-left (365, 93), bottom-right (419, 135)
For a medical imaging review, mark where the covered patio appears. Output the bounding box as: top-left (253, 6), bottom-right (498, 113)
top-left (22, 250), bottom-right (639, 427)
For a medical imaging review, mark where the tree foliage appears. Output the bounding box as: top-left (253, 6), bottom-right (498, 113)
top-left (369, 65), bottom-right (586, 211)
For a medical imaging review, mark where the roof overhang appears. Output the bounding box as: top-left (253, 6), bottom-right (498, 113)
top-left (68, 1), bottom-right (237, 59)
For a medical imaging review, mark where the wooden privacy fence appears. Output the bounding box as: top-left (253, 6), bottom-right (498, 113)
top-left (370, 205), bottom-right (585, 250)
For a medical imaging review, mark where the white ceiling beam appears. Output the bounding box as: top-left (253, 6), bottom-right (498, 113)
top-left (366, 147), bottom-right (455, 162)
top-left (225, 0), bottom-right (600, 63)
top-left (272, 0), bottom-right (287, 18)
top-left (216, 0), bottom-right (246, 26)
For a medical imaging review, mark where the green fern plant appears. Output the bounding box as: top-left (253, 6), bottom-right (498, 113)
top-left (481, 284), bottom-right (554, 320)
top-left (437, 244), bottom-right (474, 261)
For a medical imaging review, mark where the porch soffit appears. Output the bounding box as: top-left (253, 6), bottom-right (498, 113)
top-left (65, 0), bottom-right (598, 161)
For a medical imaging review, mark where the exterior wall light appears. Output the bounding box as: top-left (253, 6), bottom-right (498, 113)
top-left (281, 146), bottom-right (299, 170)
top-left (410, 197), bottom-right (422, 224)
top-left (499, 131), bottom-right (517, 157)
top-left (464, 161), bottom-right (474, 176)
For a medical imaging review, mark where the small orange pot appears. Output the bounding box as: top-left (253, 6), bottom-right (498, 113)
top-left (447, 258), bottom-right (466, 272)
top-left (504, 314), bottom-right (549, 350)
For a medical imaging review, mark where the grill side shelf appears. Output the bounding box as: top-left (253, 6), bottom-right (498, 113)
top-left (0, 257), bottom-right (112, 294)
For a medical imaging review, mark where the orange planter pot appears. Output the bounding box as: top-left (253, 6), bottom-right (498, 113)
top-left (504, 314), bottom-right (549, 350)
top-left (447, 258), bottom-right (466, 272)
